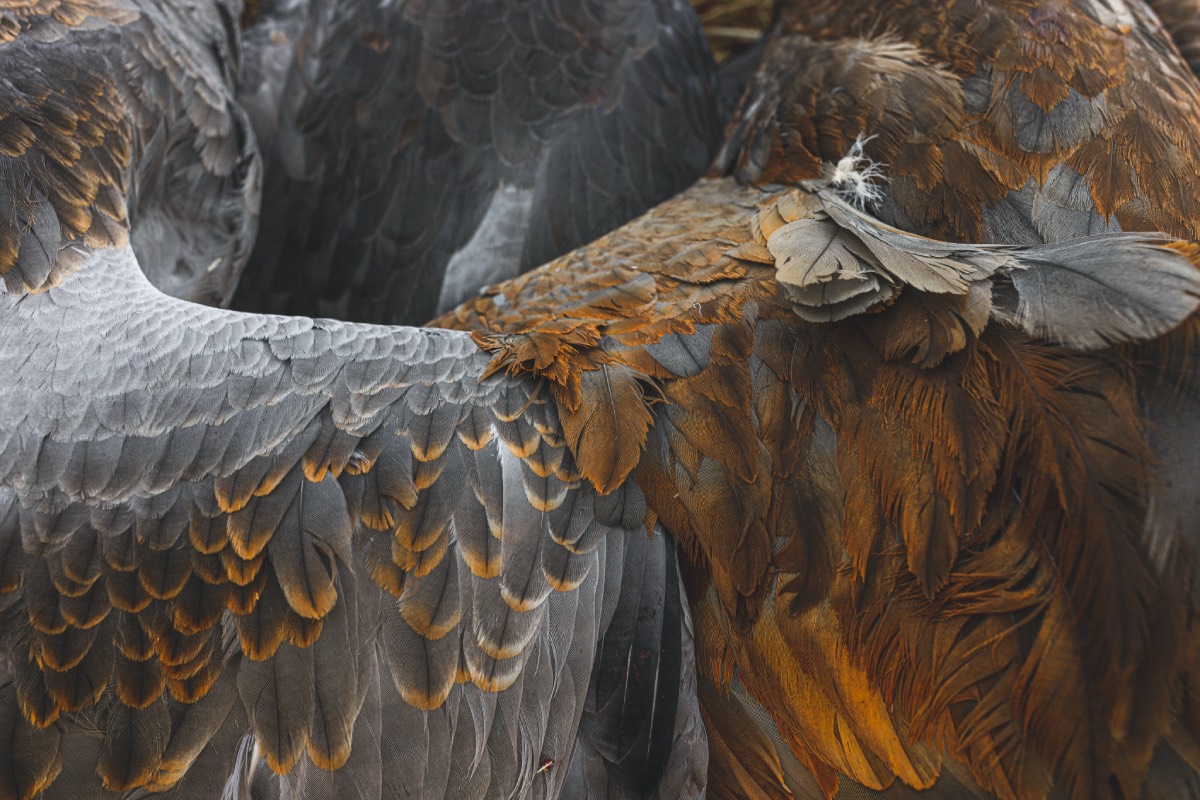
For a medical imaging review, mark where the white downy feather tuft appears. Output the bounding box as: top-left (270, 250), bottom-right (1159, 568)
top-left (827, 135), bottom-right (887, 209)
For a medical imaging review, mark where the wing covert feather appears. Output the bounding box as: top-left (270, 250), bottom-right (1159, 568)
top-left (0, 240), bottom-right (668, 796)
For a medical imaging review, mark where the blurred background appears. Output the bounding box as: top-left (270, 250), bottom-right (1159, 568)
top-left (692, 0), bottom-right (773, 61)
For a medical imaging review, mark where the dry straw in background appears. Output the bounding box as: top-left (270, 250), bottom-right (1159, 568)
top-left (691, 0), bottom-right (773, 61)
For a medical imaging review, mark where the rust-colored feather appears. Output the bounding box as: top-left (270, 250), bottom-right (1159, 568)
top-left (557, 364), bottom-right (653, 495)
top-left (437, 137), bottom-right (1200, 798)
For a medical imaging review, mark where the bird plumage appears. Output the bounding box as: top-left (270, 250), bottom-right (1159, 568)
top-left (691, 1), bottom-right (1200, 795)
top-left (1141, 0), bottom-right (1200, 78)
top-left (0, 0), bottom-right (258, 306)
top-left (231, 0), bottom-right (724, 324)
top-left (736, 0), bottom-right (1200, 246)
top-left (0, 3), bottom-right (707, 797)
top-left (4, 1), bottom-right (1200, 800)
top-left (436, 171), bottom-right (1200, 800)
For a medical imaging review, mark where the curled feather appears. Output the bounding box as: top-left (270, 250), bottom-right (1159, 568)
top-left (769, 180), bottom-right (1200, 348)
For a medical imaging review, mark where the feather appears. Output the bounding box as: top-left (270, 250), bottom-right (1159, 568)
top-left (154, 651), bottom-right (240, 787)
top-left (226, 472), bottom-right (300, 561)
top-left (643, 327), bottom-right (716, 378)
top-left (380, 602), bottom-right (460, 712)
top-left (33, 624), bottom-right (100, 672)
top-left (497, 445), bottom-right (556, 612)
top-left (44, 619), bottom-right (113, 713)
top-left (138, 542), bottom-right (192, 601)
top-left (233, 572), bottom-right (292, 661)
top-left (452, 487), bottom-right (500, 580)
top-left (470, 564), bottom-right (546, 664)
top-left (58, 523), bottom-right (104, 587)
top-left (558, 364), bottom-right (653, 494)
top-left (268, 474), bottom-right (349, 621)
top-left (116, 653), bottom-right (166, 710)
top-left (770, 187), bottom-right (1200, 349)
top-left (574, 526), bottom-right (683, 796)
top-left (171, 575), bottom-right (230, 636)
top-left (286, 636), bottom-right (383, 800)
top-left (57, 580), bottom-right (111, 629)
top-left (0, 495), bottom-right (23, 594)
top-left (539, 537), bottom-right (592, 592)
top-left (462, 618), bottom-right (531, 695)
top-left (99, 697), bottom-right (171, 791)
top-left (768, 213), bottom-right (898, 321)
top-left (393, 453), bottom-right (463, 555)
top-left (0, 684), bottom-right (62, 800)
top-left (699, 677), bottom-right (797, 800)
top-left (999, 238), bottom-right (1200, 348)
top-left (397, 537), bottom-right (462, 639)
top-left (306, 565), bottom-right (360, 770)
top-left (238, 642), bottom-right (315, 774)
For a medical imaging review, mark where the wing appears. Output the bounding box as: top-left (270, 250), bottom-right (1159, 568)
top-left (0, 0), bottom-right (258, 308)
top-left (231, 0), bottom-right (723, 325)
top-left (0, 7), bottom-right (697, 799)
top-left (0, 241), bottom-right (661, 799)
top-left (434, 172), bottom-right (1200, 800)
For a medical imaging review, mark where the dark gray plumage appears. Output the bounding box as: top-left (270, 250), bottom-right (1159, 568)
top-left (564, 529), bottom-right (707, 800)
top-left (231, 0), bottom-right (723, 324)
top-left (0, 233), bottom-right (694, 800)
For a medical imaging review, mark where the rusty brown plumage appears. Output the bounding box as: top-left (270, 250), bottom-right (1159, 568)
top-left (435, 6), bottom-right (1200, 796)
top-left (719, 0), bottom-right (1200, 248)
top-left (706, 10), bottom-right (1200, 794)
top-left (435, 153), bottom-right (1200, 797)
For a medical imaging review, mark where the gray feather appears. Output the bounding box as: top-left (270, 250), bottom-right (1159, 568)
top-left (999, 236), bottom-right (1200, 348)
top-left (237, 644), bottom-right (315, 773)
top-left (100, 697), bottom-right (172, 792)
top-left (306, 564), bottom-right (360, 770)
top-left (768, 183), bottom-right (1200, 348)
top-left (0, 683), bottom-right (62, 800)
top-left (156, 652), bottom-right (241, 788)
top-left (380, 600), bottom-right (461, 712)
top-left (497, 447), bottom-right (555, 612)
